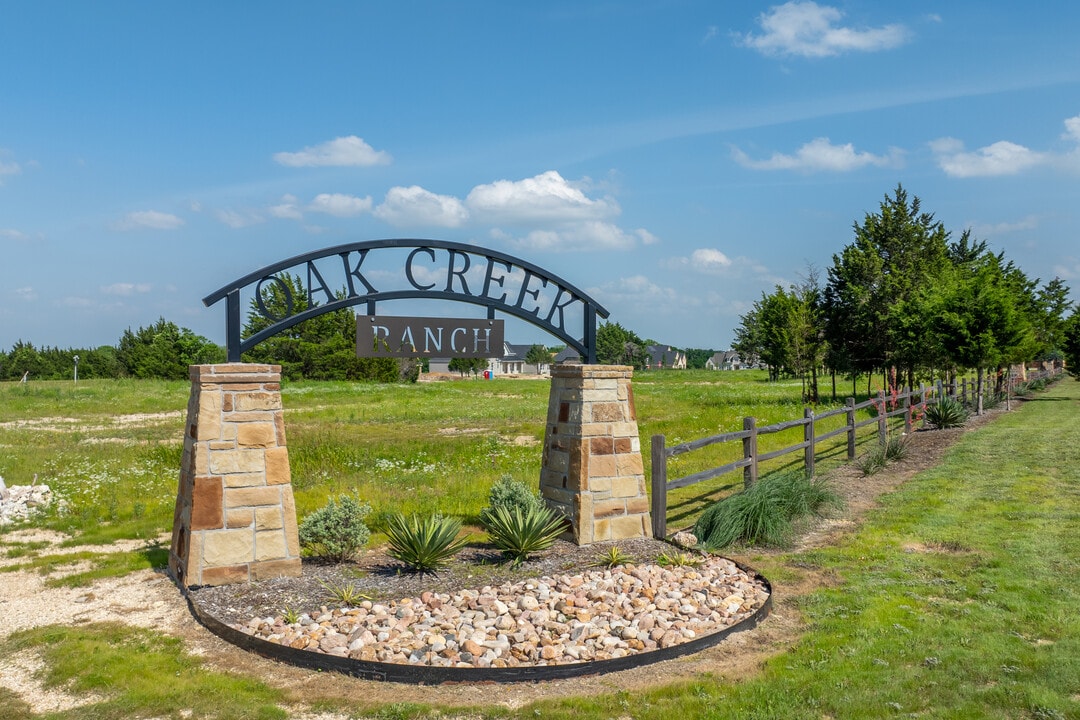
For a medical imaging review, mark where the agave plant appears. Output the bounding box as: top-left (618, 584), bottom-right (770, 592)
top-left (925, 397), bottom-right (969, 429)
top-left (383, 513), bottom-right (470, 574)
top-left (596, 545), bottom-right (631, 568)
top-left (483, 504), bottom-right (567, 566)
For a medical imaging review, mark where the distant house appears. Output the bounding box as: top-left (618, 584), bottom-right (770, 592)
top-left (429, 342), bottom-right (552, 376)
top-left (706, 350), bottom-right (758, 370)
top-left (489, 342), bottom-right (550, 375)
top-left (552, 347), bottom-right (581, 364)
top-left (644, 344), bottom-right (687, 370)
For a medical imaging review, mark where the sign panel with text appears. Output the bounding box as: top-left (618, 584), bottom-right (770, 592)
top-left (357, 316), bottom-right (504, 358)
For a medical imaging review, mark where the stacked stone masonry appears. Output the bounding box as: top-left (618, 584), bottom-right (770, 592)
top-left (169, 364), bottom-right (301, 587)
top-left (540, 364), bottom-right (652, 544)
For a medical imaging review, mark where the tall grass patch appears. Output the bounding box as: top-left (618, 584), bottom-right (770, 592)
top-left (693, 470), bottom-right (841, 549)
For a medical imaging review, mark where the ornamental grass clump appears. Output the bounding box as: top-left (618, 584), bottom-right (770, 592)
top-left (298, 494), bottom-right (371, 562)
top-left (383, 513), bottom-right (469, 574)
top-left (693, 471), bottom-right (841, 550)
top-left (924, 397), bottom-right (970, 429)
top-left (483, 504), bottom-right (566, 566)
top-left (856, 434), bottom-right (909, 476)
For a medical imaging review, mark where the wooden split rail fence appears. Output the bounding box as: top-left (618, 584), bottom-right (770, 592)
top-left (649, 368), bottom-right (1062, 539)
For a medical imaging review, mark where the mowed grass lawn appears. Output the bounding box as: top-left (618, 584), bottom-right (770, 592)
top-left (0, 373), bottom-right (1076, 718)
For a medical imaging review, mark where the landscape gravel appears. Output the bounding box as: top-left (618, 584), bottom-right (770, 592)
top-left (192, 539), bottom-right (770, 669)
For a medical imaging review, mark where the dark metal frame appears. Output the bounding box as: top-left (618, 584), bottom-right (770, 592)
top-left (203, 239), bottom-right (609, 363)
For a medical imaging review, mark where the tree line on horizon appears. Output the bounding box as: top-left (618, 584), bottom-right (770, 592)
top-left (729, 185), bottom-right (1080, 402)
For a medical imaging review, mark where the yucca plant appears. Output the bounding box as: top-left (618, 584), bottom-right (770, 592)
top-left (383, 513), bottom-right (470, 574)
top-left (656, 550), bottom-right (703, 568)
top-left (925, 397), bottom-right (970, 429)
top-left (318, 579), bottom-right (370, 606)
top-left (483, 504), bottom-right (566, 566)
top-left (596, 545), bottom-right (631, 568)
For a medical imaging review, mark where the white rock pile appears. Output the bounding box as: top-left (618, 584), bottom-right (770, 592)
top-left (0, 477), bottom-right (53, 526)
top-left (236, 556), bottom-right (769, 668)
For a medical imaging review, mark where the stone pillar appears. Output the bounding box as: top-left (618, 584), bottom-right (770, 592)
top-left (169, 364), bottom-right (301, 587)
top-left (540, 364), bottom-right (651, 544)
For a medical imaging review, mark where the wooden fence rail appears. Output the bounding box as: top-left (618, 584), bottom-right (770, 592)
top-left (650, 367), bottom-right (1062, 539)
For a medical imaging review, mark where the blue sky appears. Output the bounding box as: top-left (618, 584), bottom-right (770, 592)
top-left (2, 1), bottom-right (1079, 352)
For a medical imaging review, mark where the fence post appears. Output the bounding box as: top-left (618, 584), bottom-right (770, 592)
top-left (919, 383), bottom-right (927, 429)
top-left (961, 378), bottom-right (967, 404)
top-left (903, 386), bottom-right (912, 434)
top-left (803, 407), bottom-right (815, 478)
top-left (650, 435), bottom-right (667, 540)
top-left (846, 397), bottom-right (856, 460)
top-left (743, 416), bottom-right (758, 488)
top-left (877, 390), bottom-right (887, 445)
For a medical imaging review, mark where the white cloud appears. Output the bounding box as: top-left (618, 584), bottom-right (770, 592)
top-left (733, 137), bottom-right (901, 172)
top-left (970, 216), bottom-right (1039, 236)
top-left (466, 171), bottom-right (619, 224)
top-left (664, 249), bottom-right (775, 279)
top-left (14, 287), bottom-right (36, 302)
top-left (1052, 257), bottom-right (1080, 280)
top-left (273, 136), bottom-right (392, 167)
top-left (101, 282), bottom-right (151, 296)
top-left (1, 228), bottom-right (27, 240)
top-left (498, 222), bottom-right (654, 253)
top-left (268, 194), bottom-right (304, 220)
top-left (702, 25), bottom-right (720, 44)
top-left (593, 275), bottom-right (681, 306)
top-left (374, 185), bottom-right (469, 227)
top-left (215, 209), bottom-right (265, 228)
top-left (1064, 114), bottom-right (1080, 143)
top-left (736, 1), bottom-right (910, 58)
top-left (308, 193), bottom-right (373, 217)
top-left (0, 158), bottom-right (20, 180)
top-left (930, 137), bottom-right (1047, 177)
top-left (113, 210), bottom-right (185, 230)
top-left (691, 248), bottom-right (734, 271)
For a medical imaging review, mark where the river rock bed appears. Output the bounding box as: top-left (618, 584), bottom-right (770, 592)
top-left (226, 556), bottom-right (769, 668)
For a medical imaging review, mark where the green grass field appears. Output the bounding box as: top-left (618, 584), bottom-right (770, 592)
top-left (0, 372), bottom-right (1077, 718)
top-left (0, 370), bottom-right (884, 542)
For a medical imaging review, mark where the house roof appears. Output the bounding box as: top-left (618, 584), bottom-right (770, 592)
top-left (553, 347), bottom-right (581, 363)
top-left (645, 344), bottom-right (684, 366)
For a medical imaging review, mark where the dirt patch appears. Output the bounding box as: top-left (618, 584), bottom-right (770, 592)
top-left (0, 406), bottom-right (1012, 713)
top-left (0, 411), bottom-right (183, 433)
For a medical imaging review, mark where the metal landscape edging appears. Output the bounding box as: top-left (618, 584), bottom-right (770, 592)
top-left (185, 563), bottom-right (772, 684)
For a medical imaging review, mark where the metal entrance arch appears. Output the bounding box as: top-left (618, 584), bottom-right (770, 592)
top-left (202, 238), bottom-right (610, 363)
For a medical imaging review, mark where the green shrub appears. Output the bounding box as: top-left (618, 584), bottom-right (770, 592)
top-left (693, 471), bottom-right (841, 550)
top-left (298, 494), bottom-right (371, 562)
top-left (384, 513), bottom-right (469, 574)
top-left (483, 504), bottom-right (566, 566)
top-left (925, 397), bottom-right (969, 429)
top-left (479, 474), bottom-right (543, 527)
